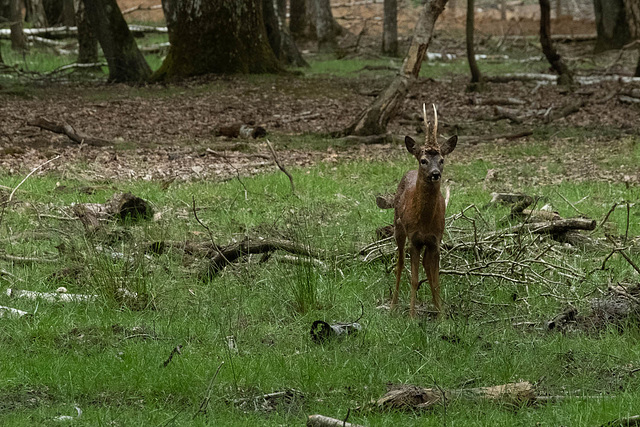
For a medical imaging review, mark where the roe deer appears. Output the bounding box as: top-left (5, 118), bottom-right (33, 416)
top-left (391, 104), bottom-right (457, 318)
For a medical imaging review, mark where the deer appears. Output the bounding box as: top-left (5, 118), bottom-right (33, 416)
top-left (391, 104), bottom-right (457, 318)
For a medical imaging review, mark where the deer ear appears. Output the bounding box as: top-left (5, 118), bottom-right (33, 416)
top-left (440, 135), bottom-right (457, 156)
top-left (405, 136), bottom-right (418, 155)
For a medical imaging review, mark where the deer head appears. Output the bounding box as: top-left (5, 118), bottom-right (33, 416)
top-left (404, 104), bottom-right (457, 183)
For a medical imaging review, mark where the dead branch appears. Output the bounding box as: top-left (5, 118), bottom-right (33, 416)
top-left (471, 96), bottom-right (527, 106)
top-left (600, 415), bottom-right (640, 427)
top-left (194, 361), bottom-right (224, 418)
top-left (307, 415), bottom-right (364, 427)
top-left (510, 218), bottom-right (596, 235)
top-left (162, 345), bottom-right (182, 368)
top-left (0, 253), bottom-right (58, 264)
top-left (205, 148), bottom-right (270, 160)
top-left (8, 155), bottom-right (61, 203)
top-left (375, 382), bottom-right (536, 411)
top-left (266, 139), bottom-right (295, 195)
top-left (0, 25), bottom-right (167, 39)
top-left (545, 100), bottom-right (585, 123)
top-left (206, 238), bottom-right (322, 277)
top-left (122, 3), bottom-right (162, 14)
top-left (340, 134), bottom-right (393, 145)
top-left (27, 118), bottom-right (111, 146)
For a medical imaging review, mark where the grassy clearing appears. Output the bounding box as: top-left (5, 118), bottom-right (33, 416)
top-left (1, 145), bottom-right (639, 425)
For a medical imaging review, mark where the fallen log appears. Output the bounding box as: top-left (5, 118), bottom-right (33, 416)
top-left (0, 25), bottom-right (167, 40)
top-left (6, 288), bottom-right (97, 302)
top-left (27, 117), bottom-right (111, 146)
top-left (72, 192), bottom-right (154, 230)
top-left (375, 381), bottom-right (536, 411)
top-left (307, 415), bottom-right (364, 427)
top-left (510, 218), bottom-right (596, 235)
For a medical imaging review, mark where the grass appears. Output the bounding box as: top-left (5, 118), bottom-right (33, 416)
top-left (1, 148), bottom-right (639, 425)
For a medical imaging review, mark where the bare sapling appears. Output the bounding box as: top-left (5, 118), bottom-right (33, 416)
top-left (392, 104), bottom-right (457, 318)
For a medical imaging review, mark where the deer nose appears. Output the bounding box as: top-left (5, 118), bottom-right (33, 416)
top-left (430, 171), bottom-right (441, 181)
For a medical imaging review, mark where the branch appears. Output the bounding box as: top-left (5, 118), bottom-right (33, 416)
top-left (266, 139), bottom-right (295, 195)
top-left (27, 118), bottom-right (111, 146)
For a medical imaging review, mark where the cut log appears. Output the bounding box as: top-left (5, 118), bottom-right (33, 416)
top-left (307, 415), bottom-right (364, 427)
top-left (0, 25), bottom-right (167, 40)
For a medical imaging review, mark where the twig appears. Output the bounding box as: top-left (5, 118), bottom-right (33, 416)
top-left (599, 202), bottom-right (618, 229)
top-left (624, 202), bottom-right (630, 245)
top-left (27, 118), bottom-right (111, 146)
top-left (554, 190), bottom-right (587, 217)
top-left (605, 235), bottom-right (640, 275)
top-left (194, 361), bottom-right (224, 418)
top-left (162, 345), bottom-right (183, 368)
top-left (8, 155), bottom-right (61, 203)
top-left (266, 139), bottom-right (295, 195)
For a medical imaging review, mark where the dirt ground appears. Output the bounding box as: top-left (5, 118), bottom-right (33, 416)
top-left (2, 1), bottom-right (638, 185)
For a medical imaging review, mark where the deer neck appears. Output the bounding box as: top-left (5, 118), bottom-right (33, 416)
top-left (414, 171), bottom-right (441, 215)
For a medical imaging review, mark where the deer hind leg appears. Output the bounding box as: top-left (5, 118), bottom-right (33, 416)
top-left (409, 245), bottom-right (421, 318)
top-left (423, 246), bottom-right (443, 316)
top-left (391, 232), bottom-right (406, 309)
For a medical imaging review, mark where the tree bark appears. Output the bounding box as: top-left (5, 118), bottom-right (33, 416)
top-left (264, 0), bottom-right (308, 66)
top-left (539, 0), bottom-right (573, 85)
top-left (315, 0), bottom-right (337, 52)
top-left (10, 0), bottom-right (27, 51)
top-left (61, 0), bottom-right (74, 25)
top-left (153, 0), bottom-right (282, 81)
top-left (290, 0), bottom-right (308, 39)
top-left (25, 0), bottom-right (48, 27)
top-left (500, 0), bottom-right (506, 20)
top-left (466, 0), bottom-right (482, 86)
top-left (83, 0), bottom-right (151, 83)
top-left (383, 0), bottom-right (398, 56)
top-left (74, 0), bottom-right (97, 64)
top-left (342, 0), bottom-right (449, 136)
top-left (593, 0), bottom-right (630, 52)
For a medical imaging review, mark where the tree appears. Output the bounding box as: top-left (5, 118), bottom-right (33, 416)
top-left (593, 0), bottom-right (630, 52)
top-left (153, 0), bottom-right (281, 81)
top-left (10, 0), bottom-right (27, 51)
top-left (625, 0), bottom-right (640, 75)
top-left (342, 0), bottom-right (449, 136)
top-left (290, 0), bottom-right (308, 39)
top-left (83, 0), bottom-right (151, 83)
top-left (263, 0), bottom-right (308, 67)
top-left (315, 0), bottom-right (339, 52)
top-left (74, 0), bottom-right (97, 64)
top-left (25, 0), bottom-right (48, 28)
top-left (383, 0), bottom-right (398, 56)
top-left (466, 0), bottom-right (482, 88)
top-left (539, 0), bottom-right (573, 85)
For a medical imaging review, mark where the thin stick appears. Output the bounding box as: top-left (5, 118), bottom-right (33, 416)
top-left (162, 345), bottom-right (183, 368)
top-left (605, 235), bottom-right (640, 275)
top-left (266, 139), bottom-right (295, 195)
top-left (194, 361), bottom-right (225, 418)
top-left (624, 202), bottom-right (630, 245)
top-left (555, 190), bottom-right (587, 217)
top-left (8, 155), bottom-right (61, 203)
top-left (598, 202), bottom-right (618, 229)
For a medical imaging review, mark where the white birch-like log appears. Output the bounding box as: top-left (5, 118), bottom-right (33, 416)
top-left (0, 305), bottom-right (30, 318)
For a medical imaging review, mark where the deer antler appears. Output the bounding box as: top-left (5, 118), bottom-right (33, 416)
top-left (432, 104), bottom-right (438, 141)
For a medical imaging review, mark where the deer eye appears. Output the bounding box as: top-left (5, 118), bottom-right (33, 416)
top-left (439, 159), bottom-right (444, 164)
top-left (420, 159), bottom-right (427, 165)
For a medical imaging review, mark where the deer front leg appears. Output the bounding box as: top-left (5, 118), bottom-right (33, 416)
top-left (424, 246), bottom-right (443, 316)
top-left (391, 231), bottom-right (406, 310)
top-left (409, 245), bottom-right (421, 318)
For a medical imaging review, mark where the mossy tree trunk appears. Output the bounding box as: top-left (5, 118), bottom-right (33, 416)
top-left (539, 0), bottom-right (573, 85)
top-left (83, 0), bottom-right (151, 83)
top-left (593, 0), bottom-right (630, 52)
top-left (153, 0), bottom-right (282, 81)
top-left (315, 0), bottom-right (338, 52)
top-left (383, 0), bottom-right (398, 56)
top-left (74, 0), bottom-right (98, 64)
top-left (466, 0), bottom-right (482, 87)
top-left (342, 0), bottom-right (448, 136)
top-left (290, 0), bottom-right (310, 40)
top-left (25, 0), bottom-right (49, 27)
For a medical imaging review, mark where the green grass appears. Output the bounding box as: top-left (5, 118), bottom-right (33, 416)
top-left (1, 148), bottom-right (639, 426)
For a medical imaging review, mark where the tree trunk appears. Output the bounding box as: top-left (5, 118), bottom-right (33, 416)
top-left (593, 0), bottom-right (630, 52)
top-left (556, 0), bottom-right (561, 17)
top-left (25, 0), bottom-right (48, 27)
top-left (264, 0), bottom-right (308, 66)
top-left (315, 0), bottom-right (337, 52)
top-left (74, 0), bottom-right (97, 63)
top-left (290, 0), bottom-right (309, 39)
top-left (10, 0), bottom-right (27, 51)
top-left (383, 0), bottom-right (398, 56)
top-left (539, 0), bottom-right (573, 85)
top-left (83, 0), bottom-right (151, 83)
top-left (624, 0), bottom-right (640, 76)
top-left (153, 0), bottom-right (281, 81)
top-left (61, 0), bottom-right (74, 25)
top-left (466, 0), bottom-right (482, 86)
top-left (500, 0), bottom-right (506, 20)
top-left (0, 43), bottom-right (3, 64)
top-left (342, 0), bottom-right (449, 136)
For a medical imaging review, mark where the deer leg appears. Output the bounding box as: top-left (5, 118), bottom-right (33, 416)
top-left (409, 245), bottom-right (421, 318)
top-left (391, 233), bottom-right (406, 309)
top-left (423, 246), bottom-right (443, 316)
